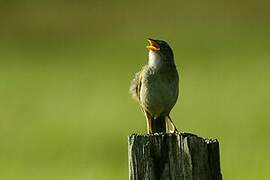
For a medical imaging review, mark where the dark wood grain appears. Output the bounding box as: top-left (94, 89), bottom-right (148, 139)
top-left (128, 133), bottom-right (222, 180)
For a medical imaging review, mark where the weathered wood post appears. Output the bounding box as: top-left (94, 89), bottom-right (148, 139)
top-left (128, 133), bottom-right (222, 180)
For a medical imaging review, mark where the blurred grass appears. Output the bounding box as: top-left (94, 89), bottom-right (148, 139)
top-left (0, 0), bottom-right (270, 179)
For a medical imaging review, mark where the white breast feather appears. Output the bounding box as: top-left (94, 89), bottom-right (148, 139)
top-left (148, 50), bottom-right (161, 68)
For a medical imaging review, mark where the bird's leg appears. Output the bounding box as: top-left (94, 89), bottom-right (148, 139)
top-left (144, 111), bottom-right (153, 134)
top-left (167, 115), bottom-right (178, 133)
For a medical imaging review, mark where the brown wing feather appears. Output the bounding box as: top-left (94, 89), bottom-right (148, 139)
top-left (129, 66), bottom-right (147, 103)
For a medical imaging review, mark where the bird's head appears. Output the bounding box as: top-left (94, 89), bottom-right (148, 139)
top-left (146, 38), bottom-right (175, 67)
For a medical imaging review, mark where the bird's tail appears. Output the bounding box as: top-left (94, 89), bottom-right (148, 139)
top-left (149, 116), bottom-right (167, 133)
top-left (145, 111), bottom-right (178, 134)
top-left (144, 111), bottom-right (166, 134)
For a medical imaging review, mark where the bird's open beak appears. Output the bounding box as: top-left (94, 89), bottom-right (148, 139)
top-left (146, 39), bottom-right (160, 51)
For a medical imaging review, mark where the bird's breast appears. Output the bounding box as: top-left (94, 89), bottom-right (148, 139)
top-left (140, 66), bottom-right (179, 117)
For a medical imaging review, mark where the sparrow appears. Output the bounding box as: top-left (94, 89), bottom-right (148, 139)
top-left (130, 38), bottom-right (179, 134)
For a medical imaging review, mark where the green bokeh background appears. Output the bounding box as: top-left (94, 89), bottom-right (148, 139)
top-left (1, 0), bottom-right (270, 179)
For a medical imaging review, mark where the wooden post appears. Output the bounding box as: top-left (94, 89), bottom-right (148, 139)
top-left (128, 133), bottom-right (222, 180)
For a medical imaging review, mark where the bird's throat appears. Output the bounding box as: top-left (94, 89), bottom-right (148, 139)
top-left (148, 50), bottom-right (162, 68)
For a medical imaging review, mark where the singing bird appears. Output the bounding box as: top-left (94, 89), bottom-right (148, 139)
top-left (130, 38), bottom-right (179, 134)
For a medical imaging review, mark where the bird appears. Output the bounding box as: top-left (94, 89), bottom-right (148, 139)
top-left (130, 38), bottom-right (179, 134)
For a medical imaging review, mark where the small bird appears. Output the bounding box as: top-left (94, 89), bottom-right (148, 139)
top-left (130, 38), bottom-right (179, 134)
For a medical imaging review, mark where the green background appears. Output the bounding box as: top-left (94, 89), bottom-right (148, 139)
top-left (1, 0), bottom-right (270, 179)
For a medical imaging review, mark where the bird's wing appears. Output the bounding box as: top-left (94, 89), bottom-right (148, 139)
top-left (130, 66), bottom-right (146, 103)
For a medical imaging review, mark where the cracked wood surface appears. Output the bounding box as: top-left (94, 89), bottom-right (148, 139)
top-left (128, 133), bottom-right (222, 180)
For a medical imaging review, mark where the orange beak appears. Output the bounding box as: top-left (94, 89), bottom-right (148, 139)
top-left (146, 39), bottom-right (160, 51)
